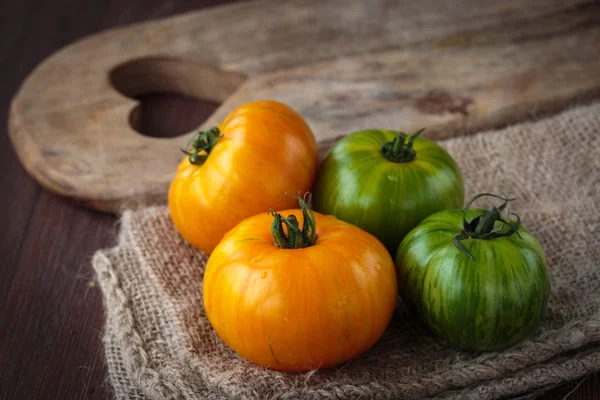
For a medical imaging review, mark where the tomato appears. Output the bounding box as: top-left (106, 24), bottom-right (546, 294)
top-left (168, 100), bottom-right (318, 254)
top-left (313, 128), bottom-right (464, 254)
top-left (203, 196), bottom-right (397, 371)
top-left (395, 193), bottom-right (550, 351)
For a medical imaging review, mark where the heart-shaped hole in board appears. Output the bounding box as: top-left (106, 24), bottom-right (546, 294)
top-left (129, 94), bottom-right (218, 138)
top-left (109, 56), bottom-right (246, 138)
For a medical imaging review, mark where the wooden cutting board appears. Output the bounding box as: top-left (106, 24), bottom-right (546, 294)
top-left (9, 0), bottom-right (600, 212)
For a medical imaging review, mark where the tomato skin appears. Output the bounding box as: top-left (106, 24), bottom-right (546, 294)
top-left (203, 210), bottom-right (397, 371)
top-left (168, 100), bottom-right (318, 254)
top-left (313, 129), bottom-right (464, 255)
top-left (395, 209), bottom-right (550, 351)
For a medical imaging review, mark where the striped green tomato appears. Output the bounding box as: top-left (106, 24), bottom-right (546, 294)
top-left (313, 129), bottom-right (464, 254)
top-left (395, 194), bottom-right (550, 351)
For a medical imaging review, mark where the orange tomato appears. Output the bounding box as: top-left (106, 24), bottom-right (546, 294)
top-left (168, 100), bottom-right (318, 254)
top-left (203, 197), bottom-right (398, 371)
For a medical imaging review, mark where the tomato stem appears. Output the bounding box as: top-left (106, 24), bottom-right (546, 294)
top-left (270, 211), bottom-right (290, 248)
top-left (180, 127), bottom-right (223, 165)
top-left (269, 193), bottom-right (317, 249)
top-left (381, 128), bottom-right (425, 163)
top-left (453, 193), bottom-right (523, 260)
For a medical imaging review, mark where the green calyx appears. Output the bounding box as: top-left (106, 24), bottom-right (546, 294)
top-left (270, 193), bottom-right (317, 249)
top-left (381, 128), bottom-right (425, 163)
top-left (453, 193), bottom-right (523, 260)
top-left (181, 127), bottom-right (223, 165)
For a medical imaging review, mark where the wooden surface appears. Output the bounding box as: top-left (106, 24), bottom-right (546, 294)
top-left (0, 1), bottom-right (599, 400)
top-left (8, 0), bottom-right (600, 212)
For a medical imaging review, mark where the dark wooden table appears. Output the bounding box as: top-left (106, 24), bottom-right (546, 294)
top-left (0, 1), bottom-right (598, 399)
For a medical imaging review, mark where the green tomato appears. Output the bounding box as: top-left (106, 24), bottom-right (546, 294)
top-left (313, 129), bottom-right (464, 254)
top-left (395, 194), bottom-right (550, 351)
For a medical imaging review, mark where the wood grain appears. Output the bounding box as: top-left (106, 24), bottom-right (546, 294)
top-left (0, 1), bottom-right (229, 399)
top-left (1, 1), bottom-right (599, 400)
top-left (0, 97), bottom-right (220, 400)
top-left (8, 0), bottom-right (600, 212)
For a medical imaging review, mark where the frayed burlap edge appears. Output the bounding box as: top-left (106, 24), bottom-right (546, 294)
top-left (94, 239), bottom-right (600, 400)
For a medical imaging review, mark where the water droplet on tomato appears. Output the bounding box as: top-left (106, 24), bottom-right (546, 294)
top-left (348, 161), bottom-right (361, 170)
top-left (336, 296), bottom-right (349, 308)
top-left (388, 174), bottom-right (398, 182)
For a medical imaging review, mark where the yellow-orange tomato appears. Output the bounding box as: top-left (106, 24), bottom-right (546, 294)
top-left (203, 198), bottom-right (398, 371)
top-left (168, 100), bottom-right (318, 254)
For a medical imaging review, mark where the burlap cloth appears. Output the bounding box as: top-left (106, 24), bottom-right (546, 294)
top-left (93, 104), bottom-right (600, 400)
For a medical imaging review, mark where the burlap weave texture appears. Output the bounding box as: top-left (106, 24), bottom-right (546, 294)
top-left (94, 104), bottom-right (600, 399)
